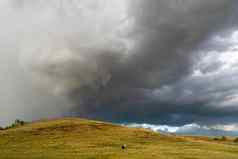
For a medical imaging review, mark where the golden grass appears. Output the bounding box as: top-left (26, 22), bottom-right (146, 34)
top-left (0, 118), bottom-right (238, 159)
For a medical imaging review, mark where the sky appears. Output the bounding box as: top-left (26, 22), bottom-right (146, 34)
top-left (1, 0), bottom-right (238, 135)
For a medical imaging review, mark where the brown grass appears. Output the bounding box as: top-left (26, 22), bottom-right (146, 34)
top-left (0, 118), bottom-right (238, 159)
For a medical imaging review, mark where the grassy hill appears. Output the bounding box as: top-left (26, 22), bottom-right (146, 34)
top-left (0, 118), bottom-right (238, 159)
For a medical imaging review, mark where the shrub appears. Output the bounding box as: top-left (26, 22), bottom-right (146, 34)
top-left (213, 137), bottom-right (219, 141)
top-left (234, 137), bottom-right (238, 143)
top-left (213, 136), bottom-right (227, 141)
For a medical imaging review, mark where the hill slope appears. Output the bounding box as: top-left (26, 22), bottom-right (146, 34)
top-left (0, 118), bottom-right (238, 159)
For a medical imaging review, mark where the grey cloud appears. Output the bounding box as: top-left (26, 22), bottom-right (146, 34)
top-left (0, 0), bottom-right (238, 126)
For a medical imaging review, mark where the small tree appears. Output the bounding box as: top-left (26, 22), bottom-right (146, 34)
top-left (221, 136), bottom-right (227, 141)
top-left (5, 119), bottom-right (26, 129)
top-left (14, 119), bottom-right (25, 126)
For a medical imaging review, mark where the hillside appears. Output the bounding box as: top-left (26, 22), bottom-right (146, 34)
top-left (0, 118), bottom-right (238, 159)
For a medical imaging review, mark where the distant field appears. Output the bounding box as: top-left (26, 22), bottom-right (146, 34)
top-left (0, 118), bottom-right (238, 159)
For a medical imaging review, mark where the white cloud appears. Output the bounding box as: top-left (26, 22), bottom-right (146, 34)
top-left (125, 123), bottom-right (238, 136)
top-left (124, 123), bottom-right (179, 133)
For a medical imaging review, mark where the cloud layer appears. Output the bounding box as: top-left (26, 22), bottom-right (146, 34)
top-left (125, 123), bottom-right (238, 136)
top-left (0, 0), bottom-right (238, 127)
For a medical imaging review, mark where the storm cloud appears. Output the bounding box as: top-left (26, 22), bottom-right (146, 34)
top-left (0, 0), bottom-right (238, 127)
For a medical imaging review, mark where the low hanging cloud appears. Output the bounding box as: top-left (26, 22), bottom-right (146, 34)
top-left (126, 123), bottom-right (238, 136)
top-left (0, 0), bottom-right (238, 126)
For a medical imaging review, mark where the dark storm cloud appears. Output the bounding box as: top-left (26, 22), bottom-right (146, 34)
top-left (1, 0), bottom-right (238, 126)
top-left (67, 1), bottom-right (238, 124)
top-left (66, 0), bottom-right (238, 126)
